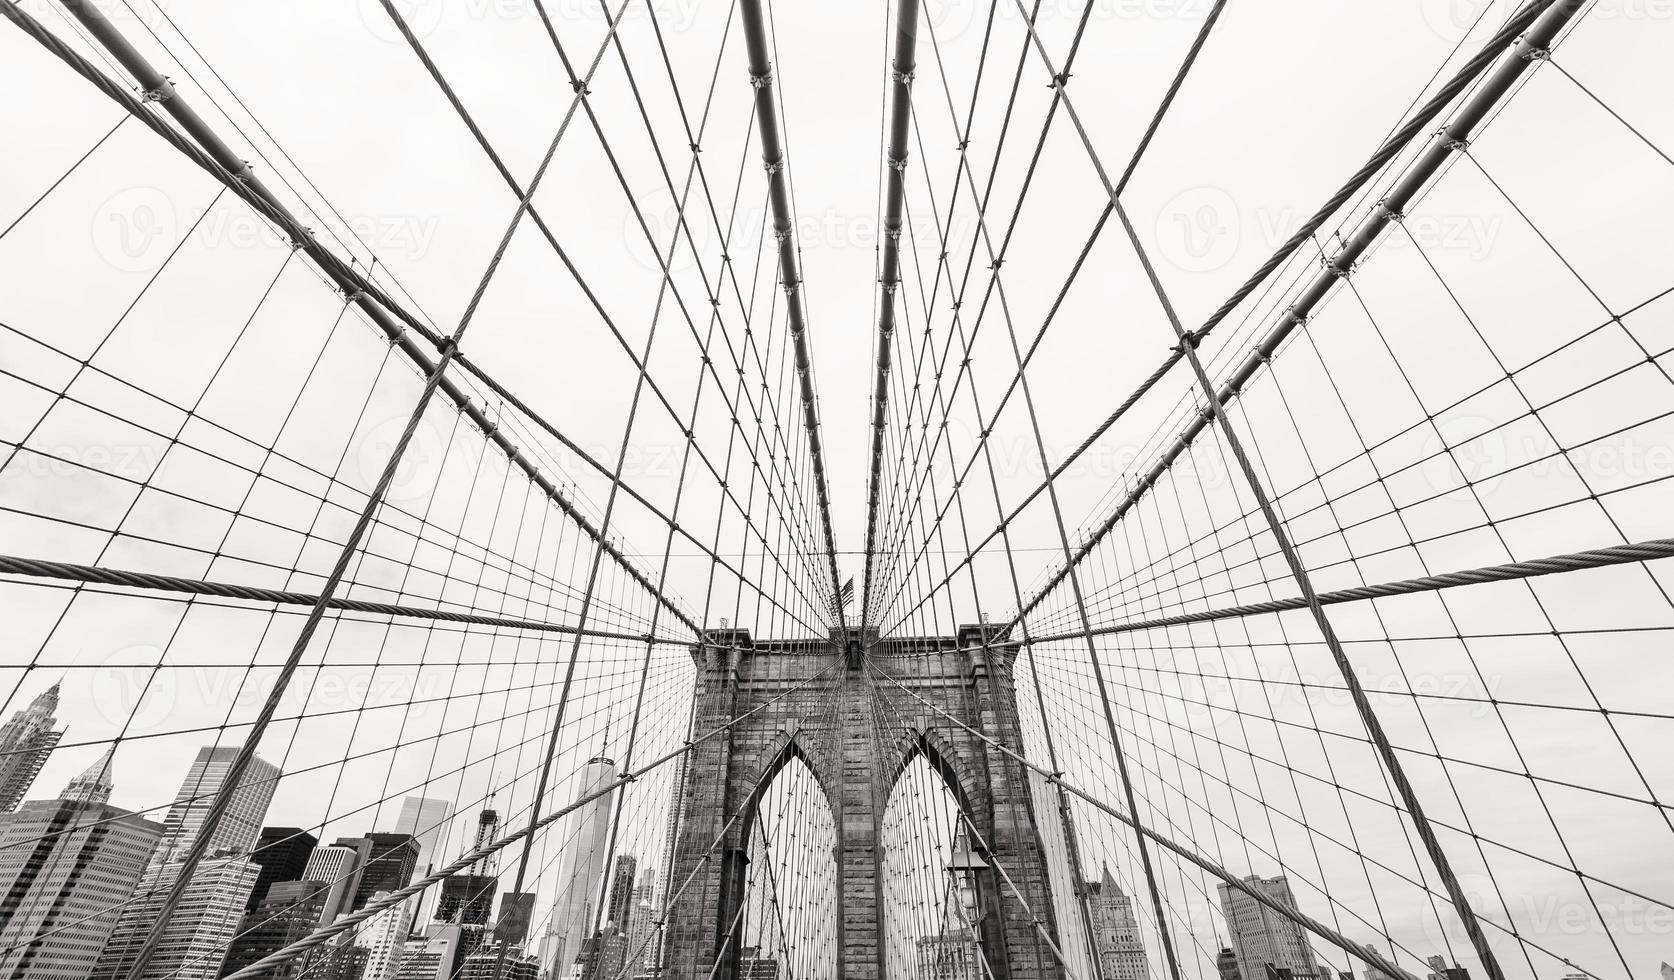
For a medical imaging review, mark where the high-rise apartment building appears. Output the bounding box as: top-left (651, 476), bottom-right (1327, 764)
top-left (542, 757), bottom-right (617, 980)
top-left (0, 756), bottom-right (161, 980)
top-left (606, 855), bottom-right (637, 928)
top-left (0, 683), bottom-right (64, 812)
top-left (1086, 866), bottom-right (1148, 980)
top-left (389, 797), bottom-right (452, 934)
top-left (1217, 876), bottom-right (1324, 980)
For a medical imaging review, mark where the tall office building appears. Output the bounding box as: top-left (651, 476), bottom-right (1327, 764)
top-left (1086, 866), bottom-right (1148, 980)
top-left (1217, 876), bottom-right (1324, 980)
top-left (246, 827), bottom-right (318, 913)
top-left (542, 757), bottom-right (617, 980)
top-left (151, 745), bottom-right (281, 868)
top-left (391, 797), bottom-right (452, 878)
top-left (0, 757), bottom-right (161, 980)
top-left (219, 878), bottom-right (330, 979)
top-left (495, 891), bottom-right (536, 948)
top-left (93, 745), bottom-right (276, 980)
top-left (625, 892), bottom-right (656, 978)
top-left (303, 840), bottom-right (370, 926)
top-left (605, 854), bottom-right (637, 928)
top-left (389, 797), bottom-right (452, 935)
top-left (0, 682), bottom-right (64, 812)
top-left (355, 890), bottom-right (414, 980)
top-left (91, 853), bottom-right (259, 980)
top-left (347, 832), bottom-right (419, 911)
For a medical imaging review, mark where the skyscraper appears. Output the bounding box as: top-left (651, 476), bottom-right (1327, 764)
top-left (150, 745), bottom-right (281, 868)
top-left (1218, 876), bottom-right (1324, 980)
top-left (1086, 866), bottom-right (1148, 980)
top-left (218, 879), bottom-right (330, 979)
top-left (91, 853), bottom-right (259, 980)
top-left (347, 832), bottom-right (419, 911)
top-left (390, 797), bottom-right (452, 878)
top-left (495, 891), bottom-right (536, 948)
top-left (302, 840), bottom-right (370, 926)
top-left (92, 745), bottom-right (277, 980)
top-left (542, 757), bottom-right (617, 980)
top-left (0, 756), bottom-right (162, 980)
top-left (354, 890), bottom-right (414, 980)
top-left (606, 854), bottom-right (638, 928)
top-left (246, 827), bottom-right (318, 914)
top-left (389, 796), bottom-right (452, 935)
top-left (0, 682), bottom-right (64, 812)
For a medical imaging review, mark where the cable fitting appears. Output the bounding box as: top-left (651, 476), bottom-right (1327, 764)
top-left (887, 155), bottom-right (909, 172)
top-left (141, 77), bottom-right (177, 103)
top-left (749, 70), bottom-right (772, 90)
top-left (1521, 44), bottom-right (1551, 62)
top-left (764, 160), bottom-right (782, 176)
top-left (891, 68), bottom-right (915, 86)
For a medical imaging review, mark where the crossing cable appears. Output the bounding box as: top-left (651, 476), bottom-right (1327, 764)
top-left (865, 658), bottom-right (1424, 980)
top-left (873, 15), bottom-right (1189, 973)
top-left (736, 0), bottom-right (846, 623)
top-left (1005, 0), bottom-right (1574, 636)
top-left (4, 0), bottom-right (706, 640)
top-left (876, 0), bottom-right (1229, 632)
top-left (101, 18), bottom-right (603, 969)
top-left (880, 0), bottom-right (1568, 634)
top-left (220, 660), bottom-right (834, 980)
top-left (881, 141), bottom-right (1110, 973)
top-left (375, 0), bottom-right (829, 629)
top-left (1004, 4), bottom-right (1587, 978)
top-left (859, 0), bottom-right (922, 632)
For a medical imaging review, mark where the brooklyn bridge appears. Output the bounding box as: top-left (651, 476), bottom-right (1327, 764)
top-left (0, 0), bottom-right (1670, 979)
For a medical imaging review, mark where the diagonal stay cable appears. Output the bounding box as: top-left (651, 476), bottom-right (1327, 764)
top-left (6, 0), bottom-right (704, 638)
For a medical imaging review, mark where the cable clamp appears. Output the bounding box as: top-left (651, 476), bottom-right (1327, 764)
top-left (344, 289), bottom-right (366, 306)
top-left (764, 160), bottom-right (783, 176)
top-left (881, 282), bottom-right (899, 296)
top-left (773, 229), bottom-right (792, 245)
top-left (141, 78), bottom-right (177, 103)
top-left (1376, 199), bottom-right (1405, 223)
top-left (1521, 44), bottom-right (1551, 62)
top-left (1050, 71), bottom-right (1071, 89)
top-left (891, 68), bottom-right (915, 86)
top-left (1435, 125), bottom-right (1469, 151)
top-left (570, 80), bottom-right (590, 96)
top-left (749, 70), bottom-right (773, 90)
top-left (781, 279), bottom-right (800, 295)
top-left (1321, 254), bottom-right (1353, 279)
top-left (887, 155), bottom-right (909, 173)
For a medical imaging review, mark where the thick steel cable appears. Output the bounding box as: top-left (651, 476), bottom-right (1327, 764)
top-left (1020, 8), bottom-right (1567, 976)
top-left (4, 0), bottom-right (704, 638)
top-left (221, 661), bottom-right (831, 980)
top-left (876, 0), bottom-right (1228, 632)
top-left (865, 658), bottom-right (1424, 980)
top-left (1007, 0), bottom-right (1571, 635)
top-left (859, 0), bottom-right (922, 632)
top-left (736, 0), bottom-right (845, 623)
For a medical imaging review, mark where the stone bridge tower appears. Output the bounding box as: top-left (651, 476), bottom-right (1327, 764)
top-left (662, 625), bottom-right (1069, 980)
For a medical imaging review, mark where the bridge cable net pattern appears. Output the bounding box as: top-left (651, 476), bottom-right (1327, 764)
top-left (0, 1), bottom-right (1670, 980)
